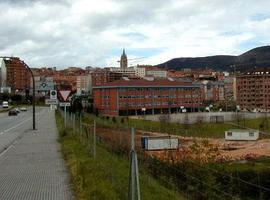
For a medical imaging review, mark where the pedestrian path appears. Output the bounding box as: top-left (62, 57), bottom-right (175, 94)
top-left (0, 108), bottom-right (73, 200)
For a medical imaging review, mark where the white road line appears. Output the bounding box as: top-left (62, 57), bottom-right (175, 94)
top-left (0, 108), bottom-right (46, 135)
top-left (0, 117), bottom-right (32, 135)
top-left (0, 108), bottom-right (48, 157)
top-left (0, 145), bottom-right (14, 158)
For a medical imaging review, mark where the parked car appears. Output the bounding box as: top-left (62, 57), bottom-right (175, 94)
top-left (8, 109), bottom-right (18, 116)
top-left (20, 107), bottom-right (27, 111)
top-left (14, 108), bottom-right (20, 113)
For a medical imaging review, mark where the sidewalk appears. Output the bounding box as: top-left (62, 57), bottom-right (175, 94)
top-left (0, 108), bottom-right (73, 200)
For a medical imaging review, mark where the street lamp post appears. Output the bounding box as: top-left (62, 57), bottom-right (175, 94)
top-left (23, 61), bottom-right (36, 130)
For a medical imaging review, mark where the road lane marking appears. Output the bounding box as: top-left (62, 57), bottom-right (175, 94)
top-left (0, 109), bottom-right (47, 135)
top-left (0, 145), bottom-right (14, 158)
top-left (0, 117), bottom-right (32, 135)
top-left (0, 108), bottom-right (48, 157)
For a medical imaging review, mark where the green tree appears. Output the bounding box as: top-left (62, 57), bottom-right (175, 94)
top-left (10, 94), bottom-right (22, 104)
top-left (0, 92), bottom-right (10, 101)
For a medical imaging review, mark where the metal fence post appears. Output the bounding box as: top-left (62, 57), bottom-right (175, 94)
top-left (64, 106), bottom-right (67, 128)
top-left (128, 127), bottom-right (141, 200)
top-left (93, 120), bottom-right (96, 159)
top-left (80, 113), bottom-right (82, 136)
top-left (73, 113), bottom-right (75, 131)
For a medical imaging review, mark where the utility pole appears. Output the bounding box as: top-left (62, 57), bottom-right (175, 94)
top-left (80, 112), bottom-right (82, 136)
top-left (25, 62), bottom-right (36, 130)
top-left (23, 62), bottom-right (36, 130)
top-left (128, 127), bottom-right (141, 200)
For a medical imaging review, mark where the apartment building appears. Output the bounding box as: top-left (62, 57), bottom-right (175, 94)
top-left (92, 70), bottom-right (123, 86)
top-left (2, 57), bottom-right (30, 92)
top-left (236, 68), bottom-right (270, 111)
top-left (76, 75), bottom-right (92, 95)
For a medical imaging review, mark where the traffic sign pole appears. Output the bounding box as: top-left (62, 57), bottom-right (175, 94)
top-left (64, 105), bottom-right (67, 128)
top-left (58, 90), bottom-right (71, 129)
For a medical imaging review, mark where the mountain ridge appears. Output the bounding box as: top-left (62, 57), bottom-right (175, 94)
top-left (157, 45), bottom-right (270, 72)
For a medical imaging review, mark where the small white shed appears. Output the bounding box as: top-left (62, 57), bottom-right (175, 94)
top-left (225, 129), bottom-right (259, 141)
top-left (141, 136), bottom-right (179, 150)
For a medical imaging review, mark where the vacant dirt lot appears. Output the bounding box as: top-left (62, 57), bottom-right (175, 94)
top-left (93, 126), bottom-right (270, 162)
top-left (138, 130), bottom-right (270, 161)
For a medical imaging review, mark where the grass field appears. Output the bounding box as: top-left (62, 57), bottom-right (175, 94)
top-left (56, 112), bottom-right (185, 200)
top-left (82, 113), bottom-right (270, 139)
top-left (83, 114), bottom-right (237, 138)
top-left (237, 117), bottom-right (270, 132)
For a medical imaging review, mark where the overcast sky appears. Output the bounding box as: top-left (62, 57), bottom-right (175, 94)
top-left (0, 0), bottom-right (270, 68)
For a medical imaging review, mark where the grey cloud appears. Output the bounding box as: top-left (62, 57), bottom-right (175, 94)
top-left (82, 0), bottom-right (173, 32)
top-left (0, 0), bottom-right (270, 68)
top-left (2, 0), bottom-right (70, 6)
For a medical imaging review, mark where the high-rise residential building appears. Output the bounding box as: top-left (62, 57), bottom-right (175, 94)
top-left (0, 59), bottom-right (7, 88)
top-left (3, 57), bottom-right (30, 93)
top-left (236, 68), bottom-right (270, 111)
top-left (224, 76), bottom-right (236, 101)
top-left (200, 80), bottom-right (225, 101)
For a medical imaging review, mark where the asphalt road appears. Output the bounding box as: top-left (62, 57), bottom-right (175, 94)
top-left (0, 107), bottom-right (44, 153)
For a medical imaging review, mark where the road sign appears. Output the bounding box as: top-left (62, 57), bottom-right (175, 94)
top-left (50, 90), bottom-right (57, 99)
top-left (36, 81), bottom-right (54, 91)
top-left (60, 101), bottom-right (71, 128)
top-left (50, 105), bottom-right (57, 110)
top-left (59, 102), bottom-right (71, 107)
top-left (59, 90), bottom-right (71, 101)
top-left (45, 99), bottom-right (58, 105)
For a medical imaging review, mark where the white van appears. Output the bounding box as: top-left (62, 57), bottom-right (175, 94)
top-left (2, 101), bottom-right (9, 108)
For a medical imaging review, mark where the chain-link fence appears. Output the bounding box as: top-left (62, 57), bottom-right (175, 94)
top-left (57, 109), bottom-right (270, 200)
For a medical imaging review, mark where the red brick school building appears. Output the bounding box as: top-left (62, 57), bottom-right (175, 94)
top-left (93, 78), bottom-right (202, 116)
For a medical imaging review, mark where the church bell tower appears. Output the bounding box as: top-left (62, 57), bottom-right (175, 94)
top-left (120, 48), bottom-right (128, 69)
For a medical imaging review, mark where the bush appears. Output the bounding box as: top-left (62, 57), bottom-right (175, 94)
top-left (93, 108), bottom-right (99, 117)
top-left (0, 92), bottom-right (10, 101)
top-left (10, 94), bottom-right (23, 104)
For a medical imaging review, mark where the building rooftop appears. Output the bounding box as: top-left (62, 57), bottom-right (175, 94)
top-left (227, 129), bottom-right (259, 132)
top-left (241, 67), bottom-right (270, 75)
top-left (93, 78), bottom-right (200, 88)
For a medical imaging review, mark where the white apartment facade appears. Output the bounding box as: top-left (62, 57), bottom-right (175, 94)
top-left (76, 75), bottom-right (92, 95)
